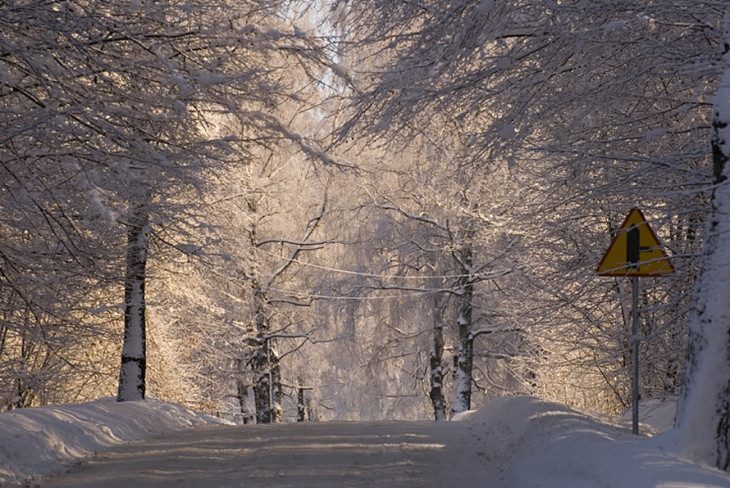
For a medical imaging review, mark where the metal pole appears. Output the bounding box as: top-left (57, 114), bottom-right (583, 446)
top-left (631, 276), bottom-right (640, 435)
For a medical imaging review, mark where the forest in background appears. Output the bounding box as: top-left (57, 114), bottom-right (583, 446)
top-left (0, 0), bottom-right (725, 443)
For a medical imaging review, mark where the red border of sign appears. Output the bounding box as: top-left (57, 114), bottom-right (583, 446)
top-left (596, 207), bottom-right (675, 277)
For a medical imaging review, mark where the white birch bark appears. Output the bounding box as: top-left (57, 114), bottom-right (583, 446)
top-left (429, 307), bottom-right (447, 420)
top-left (117, 200), bottom-right (150, 402)
top-left (675, 10), bottom-right (730, 470)
top-left (451, 245), bottom-right (474, 415)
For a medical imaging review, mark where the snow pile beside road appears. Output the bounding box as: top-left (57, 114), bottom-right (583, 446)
top-left (0, 398), bottom-right (230, 486)
top-left (618, 397), bottom-right (677, 434)
top-left (460, 396), bottom-right (730, 487)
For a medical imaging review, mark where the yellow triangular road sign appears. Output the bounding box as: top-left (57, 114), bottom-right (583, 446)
top-left (597, 208), bottom-right (674, 277)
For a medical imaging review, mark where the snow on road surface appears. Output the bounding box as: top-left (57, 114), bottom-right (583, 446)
top-left (42, 421), bottom-right (486, 488)
top-left (2, 396), bottom-right (729, 487)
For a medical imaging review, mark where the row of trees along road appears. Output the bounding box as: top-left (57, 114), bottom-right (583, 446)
top-left (2, 0), bottom-right (730, 472)
top-left (332, 0), bottom-right (730, 470)
top-left (0, 0), bottom-right (335, 407)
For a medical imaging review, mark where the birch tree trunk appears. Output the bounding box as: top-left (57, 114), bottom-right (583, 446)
top-left (252, 343), bottom-right (282, 423)
top-left (236, 379), bottom-right (254, 424)
top-left (253, 350), bottom-right (272, 423)
top-left (297, 386), bottom-right (307, 422)
top-left (270, 346), bottom-right (283, 422)
top-left (252, 286), bottom-right (272, 423)
top-left (117, 201), bottom-right (150, 402)
top-left (675, 12), bottom-right (730, 470)
top-left (451, 245), bottom-right (474, 415)
top-left (248, 202), bottom-right (325, 423)
top-left (429, 292), bottom-right (447, 420)
top-left (251, 285), bottom-right (282, 423)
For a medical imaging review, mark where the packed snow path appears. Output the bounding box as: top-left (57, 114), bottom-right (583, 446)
top-left (13, 397), bottom-right (729, 487)
top-left (42, 421), bottom-right (494, 487)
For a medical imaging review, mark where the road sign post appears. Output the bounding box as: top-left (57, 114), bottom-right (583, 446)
top-left (631, 276), bottom-right (639, 435)
top-left (597, 208), bottom-right (673, 435)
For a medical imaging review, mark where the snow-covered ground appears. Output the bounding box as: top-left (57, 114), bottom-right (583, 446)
top-left (619, 397), bottom-right (678, 434)
top-left (0, 398), bottom-right (230, 486)
top-left (456, 397), bottom-right (730, 487)
top-left (2, 396), bottom-right (729, 487)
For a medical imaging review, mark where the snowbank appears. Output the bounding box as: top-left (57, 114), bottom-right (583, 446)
top-left (3, 396), bottom-right (728, 487)
top-left (459, 396), bottom-right (730, 487)
top-left (619, 397), bottom-right (677, 434)
top-left (0, 398), bottom-right (230, 486)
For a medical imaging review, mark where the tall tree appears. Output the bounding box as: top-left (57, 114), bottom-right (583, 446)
top-left (332, 0), bottom-right (721, 415)
top-left (675, 10), bottom-right (730, 471)
top-left (1, 0), bottom-right (333, 403)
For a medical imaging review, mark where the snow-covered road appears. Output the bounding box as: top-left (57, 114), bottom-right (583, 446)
top-left (42, 421), bottom-right (496, 487)
top-left (10, 397), bottom-right (730, 487)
